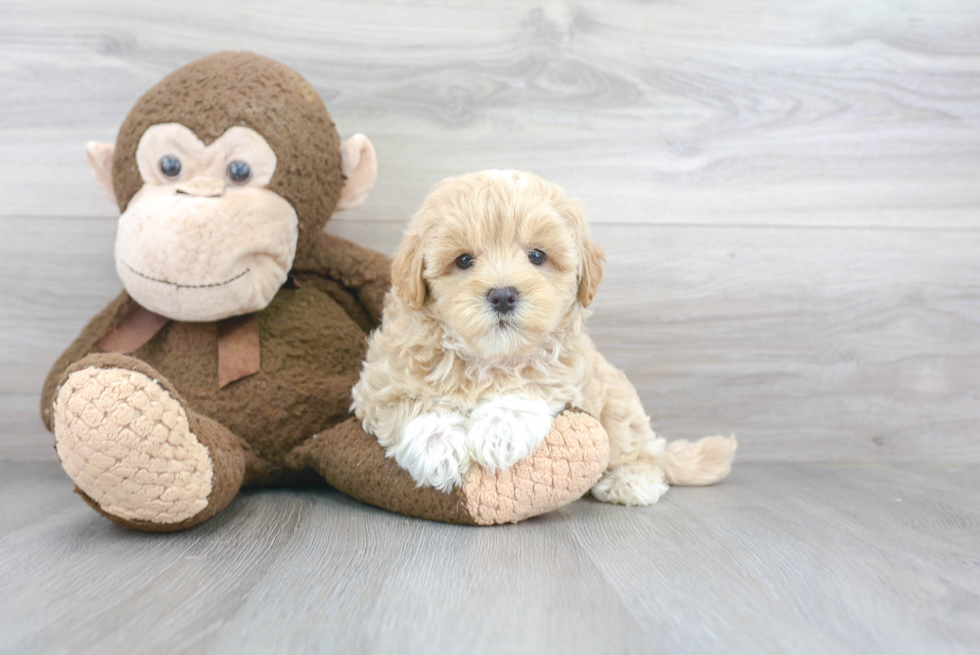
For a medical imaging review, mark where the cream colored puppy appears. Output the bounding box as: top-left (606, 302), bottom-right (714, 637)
top-left (352, 170), bottom-right (736, 503)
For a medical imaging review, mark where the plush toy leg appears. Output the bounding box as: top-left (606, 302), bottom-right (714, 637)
top-left (288, 408), bottom-right (610, 525)
top-left (51, 353), bottom-right (249, 532)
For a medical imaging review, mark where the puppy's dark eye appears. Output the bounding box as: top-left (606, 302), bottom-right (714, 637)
top-left (528, 249), bottom-right (547, 266)
top-left (159, 155), bottom-right (182, 179)
top-left (455, 253), bottom-right (475, 269)
top-left (227, 160), bottom-right (252, 184)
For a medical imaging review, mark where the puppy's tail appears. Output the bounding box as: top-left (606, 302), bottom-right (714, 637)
top-left (659, 435), bottom-right (737, 486)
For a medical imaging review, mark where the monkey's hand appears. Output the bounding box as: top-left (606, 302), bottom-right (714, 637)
top-left (294, 232), bottom-right (391, 326)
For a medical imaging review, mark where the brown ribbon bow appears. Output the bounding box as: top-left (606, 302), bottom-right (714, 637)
top-left (95, 306), bottom-right (261, 388)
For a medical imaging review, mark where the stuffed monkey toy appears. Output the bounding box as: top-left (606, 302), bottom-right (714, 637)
top-left (41, 52), bottom-right (609, 530)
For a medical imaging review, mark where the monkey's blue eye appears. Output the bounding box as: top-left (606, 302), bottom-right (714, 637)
top-left (159, 155), bottom-right (181, 178)
top-left (455, 253), bottom-right (474, 269)
top-left (227, 160), bottom-right (251, 184)
top-left (528, 249), bottom-right (546, 266)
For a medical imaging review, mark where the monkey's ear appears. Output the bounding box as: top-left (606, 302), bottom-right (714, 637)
top-left (578, 236), bottom-right (606, 307)
top-left (391, 232), bottom-right (426, 309)
top-left (336, 134), bottom-right (377, 211)
top-left (85, 141), bottom-right (116, 204)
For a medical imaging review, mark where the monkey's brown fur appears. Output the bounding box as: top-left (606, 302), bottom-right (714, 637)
top-left (41, 52), bottom-right (607, 530)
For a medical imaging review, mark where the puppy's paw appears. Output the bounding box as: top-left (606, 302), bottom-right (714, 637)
top-left (466, 396), bottom-right (555, 472)
top-left (591, 461), bottom-right (670, 506)
top-left (389, 413), bottom-right (468, 492)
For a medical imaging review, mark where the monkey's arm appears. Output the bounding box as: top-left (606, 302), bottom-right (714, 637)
top-left (293, 232), bottom-right (391, 326)
top-left (40, 291), bottom-right (141, 430)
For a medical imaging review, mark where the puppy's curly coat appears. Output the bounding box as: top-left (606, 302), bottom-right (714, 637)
top-left (352, 170), bottom-right (736, 503)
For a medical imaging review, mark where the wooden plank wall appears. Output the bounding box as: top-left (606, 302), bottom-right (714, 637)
top-left (1, 0), bottom-right (978, 461)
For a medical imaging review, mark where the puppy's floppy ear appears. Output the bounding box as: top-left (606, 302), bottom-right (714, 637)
top-left (391, 231), bottom-right (427, 309)
top-left (562, 197), bottom-right (606, 307)
top-left (578, 236), bottom-right (605, 307)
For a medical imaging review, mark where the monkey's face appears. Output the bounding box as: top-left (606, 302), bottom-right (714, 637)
top-left (115, 124), bottom-right (298, 322)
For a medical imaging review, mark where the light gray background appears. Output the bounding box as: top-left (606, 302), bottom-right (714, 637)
top-left (3, 0), bottom-right (978, 464)
top-left (2, 0), bottom-right (978, 463)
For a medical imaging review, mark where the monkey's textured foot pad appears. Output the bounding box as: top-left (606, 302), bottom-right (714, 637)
top-left (53, 366), bottom-right (213, 524)
top-left (461, 408), bottom-right (610, 525)
top-left (295, 408), bottom-right (609, 526)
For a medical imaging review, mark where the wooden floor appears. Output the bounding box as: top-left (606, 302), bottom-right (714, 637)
top-left (1, 461), bottom-right (977, 655)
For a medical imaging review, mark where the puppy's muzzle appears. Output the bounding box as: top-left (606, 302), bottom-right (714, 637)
top-left (487, 287), bottom-right (519, 315)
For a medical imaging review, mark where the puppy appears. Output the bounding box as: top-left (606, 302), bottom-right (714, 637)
top-left (352, 170), bottom-right (736, 503)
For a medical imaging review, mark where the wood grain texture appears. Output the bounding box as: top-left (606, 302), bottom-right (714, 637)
top-left (1, 0), bottom-right (980, 227)
top-left (1, 461), bottom-right (977, 655)
top-left (1, 0), bottom-right (979, 461)
top-left (4, 218), bottom-right (979, 461)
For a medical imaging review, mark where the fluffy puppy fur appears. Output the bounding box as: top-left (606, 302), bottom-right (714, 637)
top-left (352, 170), bottom-right (736, 503)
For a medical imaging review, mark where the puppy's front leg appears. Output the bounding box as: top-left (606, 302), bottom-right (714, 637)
top-left (466, 396), bottom-right (556, 472)
top-left (390, 409), bottom-right (469, 492)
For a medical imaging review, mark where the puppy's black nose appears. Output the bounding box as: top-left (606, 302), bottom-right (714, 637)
top-left (487, 287), bottom-right (519, 314)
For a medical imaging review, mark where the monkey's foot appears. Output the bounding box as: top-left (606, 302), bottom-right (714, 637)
top-left (292, 407), bottom-right (610, 526)
top-left (461, 408), bottom-right (609, 524)
top-left (53, 366), bottom-right (213, 524)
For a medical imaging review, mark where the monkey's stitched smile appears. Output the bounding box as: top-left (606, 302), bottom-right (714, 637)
top-left (121, 259), bottom-right (250, 289)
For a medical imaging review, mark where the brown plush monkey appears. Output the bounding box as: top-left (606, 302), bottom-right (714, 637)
top-left (41, 52), bottom-right (609, 531)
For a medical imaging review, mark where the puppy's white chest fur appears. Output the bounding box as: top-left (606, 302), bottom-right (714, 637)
top-left (351, 300), bottom-right (595, 491)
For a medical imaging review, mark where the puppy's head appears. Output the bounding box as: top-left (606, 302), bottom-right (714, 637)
top-left (392, 170), bottom-right (605, 359)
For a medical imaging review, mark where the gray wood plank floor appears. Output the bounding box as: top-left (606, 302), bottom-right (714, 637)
top-left (1, 461), bottom-right (977, 655)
